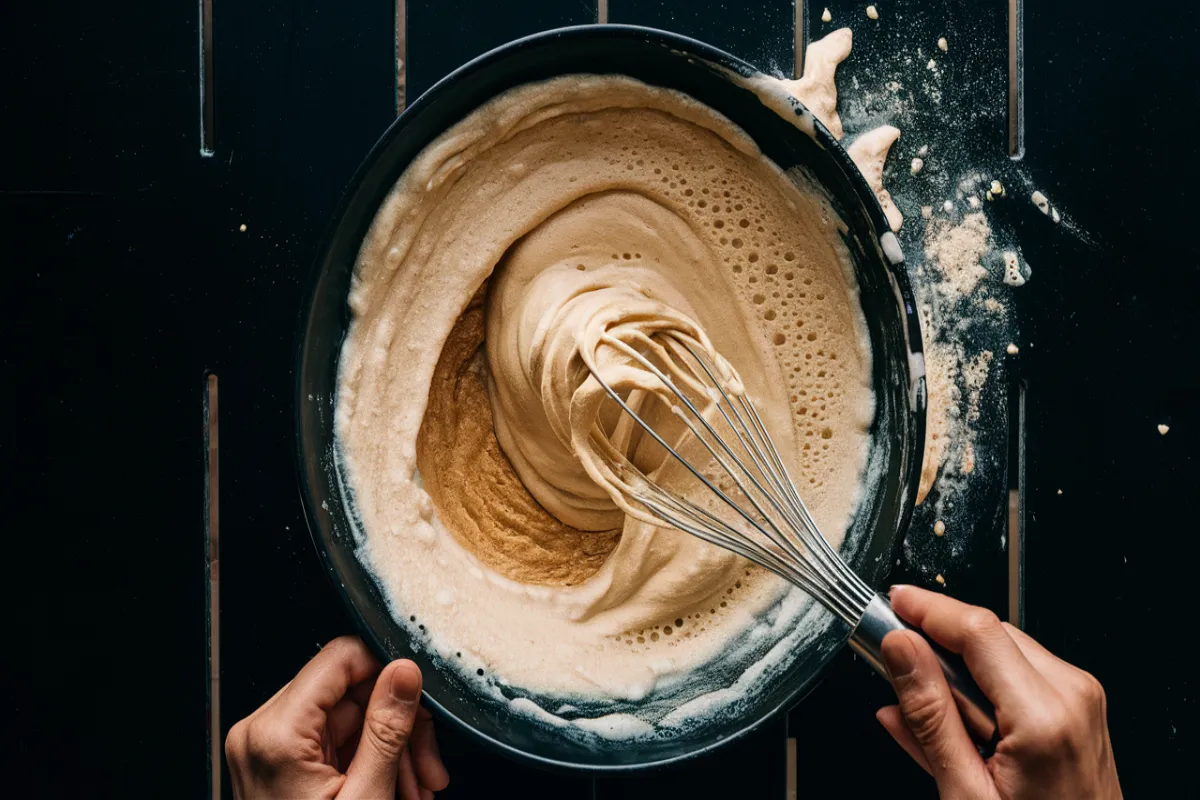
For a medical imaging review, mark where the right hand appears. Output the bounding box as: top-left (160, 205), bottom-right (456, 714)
top-left (876, 585), bottom-right (1121, 799)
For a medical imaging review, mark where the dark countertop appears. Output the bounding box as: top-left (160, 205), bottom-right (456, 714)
top-left (3, 0), bottom-right (1196, 796)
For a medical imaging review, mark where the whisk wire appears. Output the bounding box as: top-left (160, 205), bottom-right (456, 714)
top-left (678, 348), bottom-right (819, 560)
top-left (740, 392), bottom-right (873, 608)
top-left (637, 481), bottom-right (865, 622)
top-left (589, 331), bottom-right (875, 624)
top-left (676, 342), bottom-right (874, 609)
top-left (598, 336), bottom-right (799, 548)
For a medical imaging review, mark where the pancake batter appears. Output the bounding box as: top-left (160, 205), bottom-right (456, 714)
top-left (337, 45), bottom-right (875, 732)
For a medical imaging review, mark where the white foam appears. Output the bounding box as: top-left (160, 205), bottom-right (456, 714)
top-left (509, 697), bottom-right (570, 728)
top-left (571, 713), bottom-right (656, 740)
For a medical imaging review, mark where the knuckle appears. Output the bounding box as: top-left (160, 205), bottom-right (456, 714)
top-left (321, 635), bottom-right (357, 660)
top-left (1060, 670), bottom-right (1108, 733)
top-left (225, 720), bottom-right (249, 763)
top-left (1078, 670), bottom-right (1107, 709)
top-left (962, 609), bottom-right (1002, 640)
top-left (244, 717), bottom-right (303, 767)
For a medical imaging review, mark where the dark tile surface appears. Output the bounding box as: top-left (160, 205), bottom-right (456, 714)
top-left (407, 0), bottom-right (596, 100)
top-left (608, 0), bottom-right (795, 76)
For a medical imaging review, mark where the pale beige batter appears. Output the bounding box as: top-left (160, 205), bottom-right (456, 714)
top-left (337, 35), bottom-right (878, 730)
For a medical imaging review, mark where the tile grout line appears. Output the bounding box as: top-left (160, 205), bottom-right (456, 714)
top-left (205, 373), bottom-right (221, 799)
top-left (397, 0), bottom-right (408, 114)
top-left (1008, 383), bottom-right (1026, 628)
top-left (786, 736), bottom-right (798, 799)
top-left (794, 0), bottom-right (806, 78)
top-left (1008, 0), bottom-right (1025, 159)
top-left (198, 0), bottom-right (214, 156)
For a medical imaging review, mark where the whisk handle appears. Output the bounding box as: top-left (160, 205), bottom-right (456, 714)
top-left (850, 593), bottom-right (1001, 754)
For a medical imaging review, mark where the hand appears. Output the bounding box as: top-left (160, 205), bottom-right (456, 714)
top-left (876, 586), bottom-right (1121, 799)
top-left (226, 636), bottom-right (450, 800)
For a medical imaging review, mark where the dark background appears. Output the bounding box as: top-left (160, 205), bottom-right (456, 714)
top-left (2, 0), bottom-right (1196, 796)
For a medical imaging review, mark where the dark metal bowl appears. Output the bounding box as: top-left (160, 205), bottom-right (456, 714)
top-left (296, 24), bottom-right (925, 772)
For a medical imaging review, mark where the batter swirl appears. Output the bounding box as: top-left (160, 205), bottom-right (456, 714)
top-left (337, 63), bottom-right (874, 724)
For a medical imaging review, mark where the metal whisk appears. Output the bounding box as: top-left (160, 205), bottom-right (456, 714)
top-left (587, 328), bottom-right (998, 747)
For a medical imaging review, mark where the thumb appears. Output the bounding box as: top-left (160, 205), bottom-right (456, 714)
top-left (341, 659), bottom-right (423, 799)
top-left (881, 631), bottom-right (993, 797)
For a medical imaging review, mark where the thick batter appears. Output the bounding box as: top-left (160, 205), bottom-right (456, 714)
top-left (337, 36), bottom-right (876, 732)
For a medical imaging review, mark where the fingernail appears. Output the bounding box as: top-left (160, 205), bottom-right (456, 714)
top-left (888, 584), bottom-right (913, 597)
top-left (389, 660), bottom-right (422, 704)
top-left (882, 632), bottom-right (919, 682)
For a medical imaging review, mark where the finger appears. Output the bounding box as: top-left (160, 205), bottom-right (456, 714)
top-left (409, 710), bottom-right (450, 791)
top-left (283, 637), bottom-right (382, 723)
top-left (1002, 623), bottom-right (1100, 704)
top-left (876, 705), bottom-right (932, 775)
top-left (881, 630), bottom-right (993, 798)
top-left (251, 679), bottom-right (293, 720)
top-left (397, 748), bottom-right (422, 800)
top-left (328, 697), bottom-right (367, 750)
top-left (890, 585), bottom-right (1049, 717)
top-left (341, 660), bottom-right (423, 798)
top-left (419, 789), bottom-right (433, 800)
top-left (1001, 623), bottom-right (1069, 675)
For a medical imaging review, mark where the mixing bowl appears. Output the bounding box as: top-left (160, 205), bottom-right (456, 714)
top-left (296, 24), bottom-right (926, 772)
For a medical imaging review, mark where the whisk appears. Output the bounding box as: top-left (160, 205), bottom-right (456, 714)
top-left (585, 327), bottom-right (999, 748)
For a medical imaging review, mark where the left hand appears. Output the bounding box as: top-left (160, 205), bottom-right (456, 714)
top-left (225, 636), bottom-right (450, 799)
